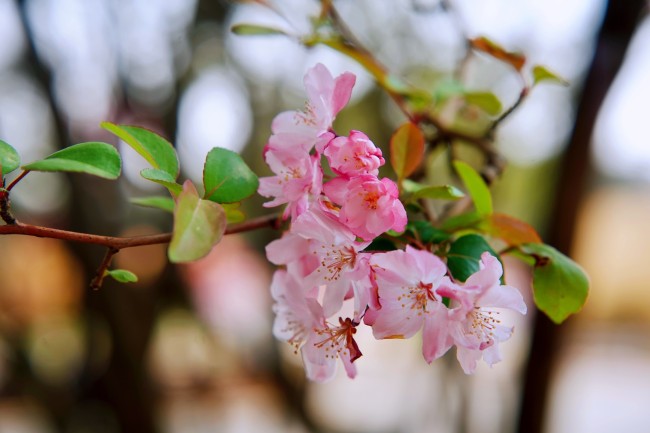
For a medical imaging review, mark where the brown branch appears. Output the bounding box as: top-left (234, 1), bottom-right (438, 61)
top-left (0, 213), bottom-right (283, 249)
top-left (486, 85), bottom-right (529, 138)
top-left (90, 247), bottom-right (118, 290)
top-left (0, 191), bottom-right (16, 225)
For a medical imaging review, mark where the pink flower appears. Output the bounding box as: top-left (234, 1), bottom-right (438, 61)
top-left (324, 175), bottom-right (407, 241)
top-left (443, 253), bottom-right (527, 374)
top-left (302, 315), bottom-right (361, 382)
top-left (265, 230), bottom-right (319, 284)
top-left (258, 148), bottom-right (323, 220)
top-left (270, 269), bottom-right (361, 382)
top-left (272, 63), bottom-right (356, 151)
top-left (322, 130), bottom-right (385, 177)
top-left (290, 206), bottom-right (373, 319)
top-left (369, 246), bottom-right (455, 362)
top-left (270, 269), bottom-right (320, 350)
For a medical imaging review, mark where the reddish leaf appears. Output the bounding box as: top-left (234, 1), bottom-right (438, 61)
top-left (480, 213), bottom-right (541, 246)
top-left (390, 122), bottom-right (425, 181)
top-left (470, 36), bottom-right (526, 71)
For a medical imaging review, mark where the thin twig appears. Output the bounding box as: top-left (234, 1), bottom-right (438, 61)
top-left (90, 247), bottom-right (118, 290)
top-left (486, 86), bottom-right (529, 138)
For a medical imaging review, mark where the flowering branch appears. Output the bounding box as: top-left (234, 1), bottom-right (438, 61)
top-left (308, 1), bottom-right (517, 183)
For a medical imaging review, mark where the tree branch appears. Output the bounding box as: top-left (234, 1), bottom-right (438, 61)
top-left (0, 213), bottom-right (283, 249)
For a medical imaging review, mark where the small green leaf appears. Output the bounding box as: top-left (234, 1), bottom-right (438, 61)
top-left (407, 220), bottom-right (451, 244)
top-left (390, 122), bottom-right (425, 182)
top-left (464, 92), bottom-right (502, 116)
top-left (140, 168), bottom-right (182, 195)
top-left (203, 147), bottom-right (259, 203)
top-left (532, 65), bottom-right (569, 86)
top-left (222, 202), bottom-right (246, 224)
top-left (106, 269), bottom-right (138, 283)
top-left (403, 179), bottom-right (465, 201)
top-left (169, 181), bottom-right (227, 263)
top-left (453, 160), bottom-right (492, 216)
top-left (22, 142), bottom-right (121, 179)
top-left (101, 122), bottom-right (179, 179)
top-left (130, 196), bottom-right (175, 213)
top-left (519, 243), bottom-right (589, 324)
top-left (0, 140), bottom-right (20, 177)
top-left (447, 234), bottom-right (500, 282)
top-left (231, 23), bottom-right (288, 36)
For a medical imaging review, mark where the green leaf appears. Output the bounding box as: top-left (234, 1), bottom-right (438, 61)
top-left (464, 92), bottom-right (502, 116)
top-left (407, 220), bottom-right (451, 244)
top-left (22, 142), bottom-right (121, 179)
top-left (0, 140), bottom-right (20, 177)
top-left (390, 122), bottom-right (425, 182)
top-left (169, 181), bottom-right (227, 263)
top-left (106, 269), bottom-right (138, 283)
top-left (403, 179), bottom-right (464, 201)
top-left (140, 168), bottom-right (182, 195)
top-left (222, 202), bottom-right (246, 224)
top-left (519, 243), bottom-right (589, 324)
top-left (231, 23), bottom-right (288, 36)
top-left (365, 237), bottom-right (398, 252)
top-left (447, 234), bottom-right (500, 282)
top-left (532, 65), bottom-right (569, 86)
top-left (203, 147), bottom-right (259, 203)
top-left (130, 196), bottom-right (175, 213)
top-left (453, 160), bottom-right (492, 216)
top-left (441, 210), bottom-right (483, 231)
top-left (101, 122), bottom-right (179, 179)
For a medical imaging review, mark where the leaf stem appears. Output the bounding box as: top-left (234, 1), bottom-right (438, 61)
top-left (6, 170), bottom-right (30, 192)
top-left (486, 85), bottom-right (529, 138)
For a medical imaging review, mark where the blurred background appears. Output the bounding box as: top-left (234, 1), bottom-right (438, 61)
top-left (0, 0), bottom-right (649, 432)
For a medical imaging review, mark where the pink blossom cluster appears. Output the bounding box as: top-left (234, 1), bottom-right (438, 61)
top-left (259, 64), bottom-right (526, 382)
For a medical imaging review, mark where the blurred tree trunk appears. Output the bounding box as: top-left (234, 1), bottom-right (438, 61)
top-left (516, 2), bottom-right (646, 432)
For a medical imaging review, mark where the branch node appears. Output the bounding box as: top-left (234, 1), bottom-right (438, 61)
top-left (90, 247), bottom-right (119, 290)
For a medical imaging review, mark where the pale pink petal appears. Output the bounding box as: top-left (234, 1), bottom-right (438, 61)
top-left (371, 302), bottom-right (424, 339)
top-left (340, 353), bottom-right (358, 379)
top-left (322, 177), bottom-right (350, 205)
top-left (422, 311), bottom-right (454, 363)
top-left (465, 252), bottom-right (503, 291)
top-left (405, 245), bottom-right (447, 282)
top-left (481, 343), bottom-right (503, 367)
top-left (479, 284), bottom-right (527, 314)
top-left (302, 341), bottom-right (337, 382)
top-left (331, 72), bottom-right (356, 115)
top-left (265, 233), bottom-right (310, 265)
top-left (321, 279), bottom-right (352, 318)
top-left (456, 346), bottom-right (481, 374)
